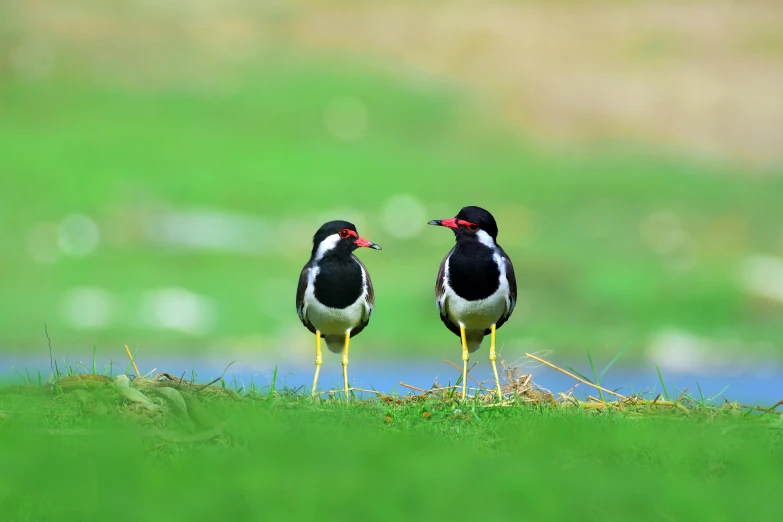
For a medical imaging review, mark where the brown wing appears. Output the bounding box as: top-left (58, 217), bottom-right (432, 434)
top-left (295, 263), bottom-right (316, 334)
top-left (493, 247), bottom-right (517, 332)
top-left (435, 247), bottom-right (454, 315)
top-left (435, 248), bottom-right (461, 339)
top-left (360, 258), bottom-right (374, 312)
top-left (349, 255), bottom-right (374, 338)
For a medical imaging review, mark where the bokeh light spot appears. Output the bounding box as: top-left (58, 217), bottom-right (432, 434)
top-left (58, 214), bottom-right (101, 258)
top-left (141, 287), bottom-right (216, 335)
top-left (381, 194), bottom-right (426, 239)
top-left (61, 287), bottom-right (114, 330)
top-left (739, 255), bottom-right (783, 304)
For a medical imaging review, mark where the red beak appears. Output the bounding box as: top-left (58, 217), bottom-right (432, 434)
top-left (428, 218), bottom-right (458, 229)
top-left (355, 237), bottom-right (382, 250)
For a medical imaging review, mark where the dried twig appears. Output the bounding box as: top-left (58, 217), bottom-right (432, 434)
top-left (399, 382), bottom-right (430, 393)
top-left (153, 372), bottom-right (186, 383)
top-left (767, 399), bottom-right (783, 412)
top-left (197, 360), bottom-right (237, 391)
top-left (349, 388), bottom-right (393, 400)
top-left (398, 382), bottom-right (471, 399)
top-left (630, 398), bottom-right (690, 415)
top-left (480, 402), bottom-right (516, 408)
top-left (444, 360), bottom-right (484, 389)
top-left (124, 345), bottom-right (140, 377)
top-left (676, 388), bottom-right (690, 402)
top-left (726, 402), bottom-right (781, 414)
top-left (524, 352), bottom-right (628, 400)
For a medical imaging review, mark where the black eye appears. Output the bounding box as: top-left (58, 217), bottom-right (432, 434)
top-left (339, 229), bottom-right (351, 239)
top-left (467, 223), bottom-right (479, 232)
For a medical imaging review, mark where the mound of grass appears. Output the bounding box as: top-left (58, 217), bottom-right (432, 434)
top-left (1, 369), bottom-right (782, 522)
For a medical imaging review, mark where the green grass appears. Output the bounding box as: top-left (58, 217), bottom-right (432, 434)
top-left (2, 58), bottom-right (783, 362)
top-left (1, 375), bottom-right (782, 522)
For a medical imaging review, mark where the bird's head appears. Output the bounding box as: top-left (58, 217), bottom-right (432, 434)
top-left (311, 220), bottom-right (382, 259)
top-left (428, 206), bottom-right (498, 243)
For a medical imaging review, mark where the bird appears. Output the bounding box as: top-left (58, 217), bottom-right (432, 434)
top-left (296, 220), bottom-right (381, 400)
top-left (428, 206), bottom-right (517, 400)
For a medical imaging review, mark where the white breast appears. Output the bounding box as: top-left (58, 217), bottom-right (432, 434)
top-left (441, 251), bottom-right (510, 332)
top-left (302, 261), bottom-right (370, 336)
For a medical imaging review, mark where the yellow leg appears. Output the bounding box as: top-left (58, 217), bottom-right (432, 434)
top-left (311, 331), bottom-right (323, 398)
top-left (341, 332), bottom-right (351, 402)
top-left (489, 324), bottom-right (502, 401)
top-left (460, 325), bottom-right (469, 401)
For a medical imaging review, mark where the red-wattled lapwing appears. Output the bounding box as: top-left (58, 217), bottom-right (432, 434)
top-left (428, 206), bottom-right (517, 400)
top-left (296, 220), bottom-right (381, 400)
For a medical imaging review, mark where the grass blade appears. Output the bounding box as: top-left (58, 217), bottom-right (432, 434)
top-left (656, 365), bottom-right (670, 401)
top-left (269, 366), bottom-right (278, 398)
top-left (12, 368), bottom-right (26, 384)
top-left (673, 385), bottom-right (697, 403)
top-left (708, 384), bottom-right (730, 403)
top-left (565, 365), bottom-right (593, 384)
top-left (587, 350), bottom-right (604, 401)
top-left (696, 381), bottom-right (706, 407)
top-left (92, 344), bottom-right (97, 375)
top-left (599, 344), bottom-right (630, 381)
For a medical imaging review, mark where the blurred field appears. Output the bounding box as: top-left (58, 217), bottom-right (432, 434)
top-left (1, 1), bottom-right (783, 370)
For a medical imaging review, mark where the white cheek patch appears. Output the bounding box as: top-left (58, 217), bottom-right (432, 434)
top-left (314, 234), bottom-right (341, 261)
top-left (476, 230), bottom-right (496, 248)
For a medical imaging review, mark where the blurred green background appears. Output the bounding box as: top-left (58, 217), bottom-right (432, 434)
top-left (1, 0), bottom-right (783, 370)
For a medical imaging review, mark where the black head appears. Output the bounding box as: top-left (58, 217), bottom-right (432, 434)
top-left (428, 206), bottom-right (499, 241)
top-left (311, 220), bottom-right (382, 258)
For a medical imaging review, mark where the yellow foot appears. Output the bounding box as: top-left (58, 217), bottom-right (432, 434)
top-left (311, 331), bottom-right (323, 398)
top-left (341, 331), bottom-right (351, 403)
top-left (460, 325), bottom-right (469, 401)
top-left (489, 324), bottom-right (502, 401)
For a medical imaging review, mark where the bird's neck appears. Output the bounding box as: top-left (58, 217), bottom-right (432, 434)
top-left (455, 238), bottom-right (495, 254)
top-left (317, 250), bottom-right (354, 265)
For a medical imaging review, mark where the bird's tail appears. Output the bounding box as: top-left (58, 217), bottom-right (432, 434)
top-left (464, 330), bottom-right (485, 354)
top-left (324, 335), bottom-right (346, 354)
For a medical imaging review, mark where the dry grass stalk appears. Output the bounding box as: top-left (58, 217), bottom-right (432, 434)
top-left (524, 352), bottom-right (628, 400)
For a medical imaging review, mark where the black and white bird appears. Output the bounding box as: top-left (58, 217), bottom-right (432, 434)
top-left (296, 220), bottom-right (381, 399)
top-left (428, 206), bottom-right (517, 400)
